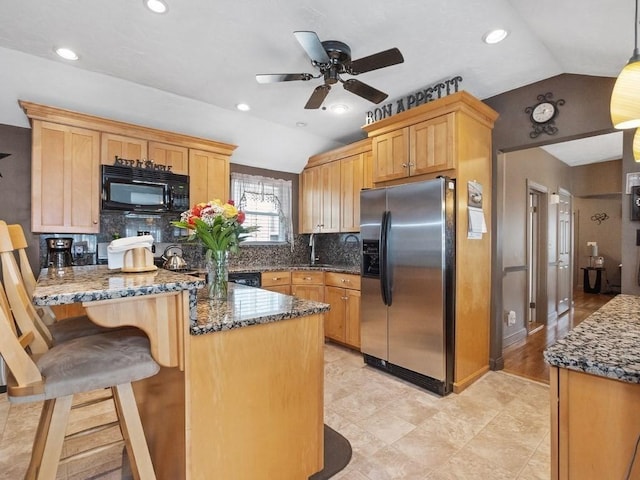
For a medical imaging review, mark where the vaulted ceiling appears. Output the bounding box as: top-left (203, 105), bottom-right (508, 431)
top-left (0, 0), bottom-right (631, 172)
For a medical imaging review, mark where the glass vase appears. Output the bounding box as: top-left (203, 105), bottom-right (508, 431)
top-left (206, 249), bottom-right (228, 300)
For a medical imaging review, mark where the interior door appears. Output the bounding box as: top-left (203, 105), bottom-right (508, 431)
top-left (557, 189), bottom-right (572, 315)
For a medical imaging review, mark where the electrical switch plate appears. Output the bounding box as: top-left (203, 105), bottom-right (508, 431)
top-left (507, 310), bottom-right (516, 326)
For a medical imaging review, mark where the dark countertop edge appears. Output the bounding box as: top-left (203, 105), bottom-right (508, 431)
top-left (230, 265), bottom-right (361, 274)
top-left (33, 280), bottom-right (205, 306)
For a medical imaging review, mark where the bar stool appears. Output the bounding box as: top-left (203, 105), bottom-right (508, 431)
top-left (0, 280), bottom-right (159, 479)
top-left (1, 222), bottom-right (112, 348)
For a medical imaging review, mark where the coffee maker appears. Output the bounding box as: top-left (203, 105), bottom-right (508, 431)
top-left (46, 237), bottom-right (74, 268)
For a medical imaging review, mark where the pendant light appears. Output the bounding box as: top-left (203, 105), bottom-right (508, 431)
top-left (611, 0), bottom-right (640, 129)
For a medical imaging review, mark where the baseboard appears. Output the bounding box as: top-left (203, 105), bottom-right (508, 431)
top-left (503, 327), bottom-right (527, 348)
top-left (453, 365), bottom-right (490, 394)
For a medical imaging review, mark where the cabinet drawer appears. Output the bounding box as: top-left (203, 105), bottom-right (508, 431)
top-left (324, 272), bottom-right (361, 290)
top-left (291, 270), bottom-right (324, 285)
top-left (261, 271), bottom-right (291, 287)
top-left (262, 285), bottom-right (291, 295)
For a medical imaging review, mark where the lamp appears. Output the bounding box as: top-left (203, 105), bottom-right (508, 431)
top-left (549, 193), bottom-right (560, 205)
top-left (611, 0), bottom-right (640, 129)
top-left (633, 129), bottom-right (640, 161)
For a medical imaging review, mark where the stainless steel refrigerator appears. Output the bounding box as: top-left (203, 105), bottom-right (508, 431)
top-left (360, 177), bottom-right (455, 396)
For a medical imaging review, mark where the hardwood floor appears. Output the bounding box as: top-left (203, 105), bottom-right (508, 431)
top-left (502, 290), bottom-right (614, 384)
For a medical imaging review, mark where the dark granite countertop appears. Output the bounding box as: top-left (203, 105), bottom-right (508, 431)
top-left (191, 283), bottom-right (330, 335)
top-left (231, 264), bottom-right (360, 275)
top-left (32, 265), bottom-right (204, 305)
top-left (544, 294), bottom-right (640, 383)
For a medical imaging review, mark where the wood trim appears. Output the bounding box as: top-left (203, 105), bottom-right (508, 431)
top-left (362, 91), bottom-right (499, 137)
top-left (550, 366), bottom-right (559, 480)
top-left (452, 365), bottom-right (489, 394)
top-left (19, 100), bottom-right (237, 156)
top-left (305, 137), bottom-right (372, 168)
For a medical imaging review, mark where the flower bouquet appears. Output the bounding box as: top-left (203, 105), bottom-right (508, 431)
top-left (172, 199), bottom-right (257, 299)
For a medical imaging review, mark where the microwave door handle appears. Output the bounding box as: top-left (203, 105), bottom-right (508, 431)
top-left (131, 180), bottom-right (165, 186)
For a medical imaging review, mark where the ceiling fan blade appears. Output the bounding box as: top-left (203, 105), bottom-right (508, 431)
top-left (305, 84), bottom-right (331, 109)
top-left (294, 31), bottom-right (330, 65)
top-left (348, 48), bottom-right (404, 75)
top-left (343, 79), bottom-right (388, 104)
top-left (256, 73), bottom-right (314, 84)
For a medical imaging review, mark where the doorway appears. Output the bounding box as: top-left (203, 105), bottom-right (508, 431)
top-left (557, 188), bottom-right (572, 316)
top-left (527, 182), bottom-right (547, 334)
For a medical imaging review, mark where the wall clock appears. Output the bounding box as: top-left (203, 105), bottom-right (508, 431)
top-left (525, 92), bottom-right (565, 138)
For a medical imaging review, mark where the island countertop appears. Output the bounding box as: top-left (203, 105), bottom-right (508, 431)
top-left (32, 264), bottom-right (204, 306)
top-left (544, 294), bottom-right (640, 383)
top-left (192, 283), bottom-right (330, 335)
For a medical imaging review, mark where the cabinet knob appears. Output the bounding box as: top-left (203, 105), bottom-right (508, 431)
top-left (401, 163), bottom-right (408, 168)
top-left (304, 277), bottom-right (312, 281)
top-left (272, 277), bottom-right (279, 280)
top-left (341, 296), bottom-right (348, 300)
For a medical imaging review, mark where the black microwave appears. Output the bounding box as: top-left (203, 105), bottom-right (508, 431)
top-left (101, 165), bottom-right (190, 213)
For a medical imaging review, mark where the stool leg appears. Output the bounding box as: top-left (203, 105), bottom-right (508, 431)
top-left (28, 395), bottom-right (73, 480)
top-left (112, 383), bottom-right (156, 480)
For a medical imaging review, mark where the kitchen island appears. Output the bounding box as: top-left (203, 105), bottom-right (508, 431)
top-left (33, 265), bottom-right (329, 480)
top-left (544, 294), bottom-right (640, 480)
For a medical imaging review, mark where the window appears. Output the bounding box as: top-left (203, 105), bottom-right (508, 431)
top-left (230, 172), bottom-right (293, 245)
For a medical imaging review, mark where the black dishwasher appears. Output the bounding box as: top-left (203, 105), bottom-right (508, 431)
top-left (227, 271), bottom-right (261, 287)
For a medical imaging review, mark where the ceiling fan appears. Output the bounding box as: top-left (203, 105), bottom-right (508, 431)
top-left (256, 31), bottom-right (404, 109)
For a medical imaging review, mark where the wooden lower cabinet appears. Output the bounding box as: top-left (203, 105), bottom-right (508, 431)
top-left (550, 366), bottom-right (640, 479)
top-left (291, 271), bottom-right (325, 302)
top-left (261, 270), bottom-right (291, 295)
top-left (323, 272), bottom-right (361, 349)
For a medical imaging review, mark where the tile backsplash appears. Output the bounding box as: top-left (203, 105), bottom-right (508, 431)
top-left (38, 210), bottom-right (361, 271)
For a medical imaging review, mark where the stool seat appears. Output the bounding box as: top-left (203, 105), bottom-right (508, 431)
top-left (47, 314), bottom-right (113, 345)
top-left (10, 329), bottom-right (160, 404)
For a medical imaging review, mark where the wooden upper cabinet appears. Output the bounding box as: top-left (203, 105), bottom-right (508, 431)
top-left (410, 114), bottom-right (455, 176)
top-left (298, 162), bottom-right (340, 234)
top-left (340, 154), bottom-right (364, 232)
top-left (320, 161), bottom-right (340, 233)
top-left (188, 149), bottom-right (230, 205)
top-left (371, 128), bottom-right (409, 183)
top-left (149, 142), bottom-right (189, 175)
top-left (100, 133), bottom-right (147, 166)
top-left (32, 121), bottom-right (100, 233)
top-left (362, 150), bottom-right (373, 190)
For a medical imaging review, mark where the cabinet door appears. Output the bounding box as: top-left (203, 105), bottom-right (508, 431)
top-left (324, 286), bottom-right (346, 342)
top-left (345, 289), bottom-right (361, 349)
top-left (149, 142), bottom-right (189, 175)
top-left (100, 133), bottom-right (147, 166)
top-left (340, 154), bottom-right (363, 232)
top-left (362, 150), bottom-right (374, 190)
top-left (291, 284), bottom-right (324, 303)
top-left (188, 149), bottom-right (230, 205)
top-left (32, 121), bottom-right (100, 233)
top-left (320, 161), bottom-right (341, 233)
top-left (372, 128), bottom-right (409, 183)
top-left (299, 167), bottom-right (322, 234)
top-left (409, 114), bottom-right (454, 176)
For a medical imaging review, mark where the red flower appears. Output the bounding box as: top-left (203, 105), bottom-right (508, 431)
top-left (227, 199), bottom-right (235, 206)
top-left (192, 204), bottom-right (203, 218)
top-left (237, 211), bottom-right (245, 224)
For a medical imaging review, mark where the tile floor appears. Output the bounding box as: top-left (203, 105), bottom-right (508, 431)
top-left (0, 343), bottom-right (550, 479)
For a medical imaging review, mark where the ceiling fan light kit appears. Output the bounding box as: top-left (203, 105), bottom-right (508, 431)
top-left (610, 0), bottom-right (640, 129)
top-left (256, 31), bottom-right (404, 110)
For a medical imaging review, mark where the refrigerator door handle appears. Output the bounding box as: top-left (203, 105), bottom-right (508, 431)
top-left (380, 210), bottom-right (392, 306)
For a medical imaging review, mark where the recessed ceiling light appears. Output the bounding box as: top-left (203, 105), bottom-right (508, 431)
top-left (55, 47), bottom-right (79, 60)
top-left (482, 29), bottom-right (509, 45)
top-left (296, 122), bottom-right (307, 127)
top-left (330, 104), bottom-right (349, 114)
top-left (236, 103), bottom-right (250, 112)
top-left (144, 0), bottom-right (168, 14)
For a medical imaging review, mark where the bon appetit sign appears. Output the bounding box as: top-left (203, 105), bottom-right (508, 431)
top-left (364, 75), bottom-right (463, 124)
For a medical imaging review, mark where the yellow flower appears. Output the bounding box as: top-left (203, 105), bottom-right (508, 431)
top-left (222, 203), bottom-right (238, 219)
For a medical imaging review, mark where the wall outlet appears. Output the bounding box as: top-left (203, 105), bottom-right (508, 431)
top-left (507, 310), bottom-right (516, 326)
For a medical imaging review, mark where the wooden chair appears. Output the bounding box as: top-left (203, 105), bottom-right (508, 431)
top-left (7, 223), bottom-right (57, 326)
top-left (0, 278), bottom-right (159, 479)
top-left (1, 222), bottom-right (111, 347)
